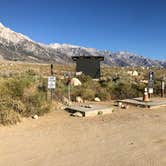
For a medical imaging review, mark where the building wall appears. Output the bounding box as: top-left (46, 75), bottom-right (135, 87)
top-left (76, 59), bottom-right (100, 78)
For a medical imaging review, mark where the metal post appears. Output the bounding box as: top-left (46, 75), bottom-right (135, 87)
top-left (68, 72), bottom-right (71, 102)
top-left (68, 83), bottom-right (71, 102)
top-left (161, 80), bottom-right (165, 98)
top-left (51, 64), bottom-right (53, 103)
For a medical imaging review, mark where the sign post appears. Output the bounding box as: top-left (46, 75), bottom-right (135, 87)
top-left (65, 72), bottom-right (72, 103)
top-left (148, 71), bottom-right (154, 98)
top-left (47, 64), bottom-right (56, 102)
top-left (67, 72), bottom-right (71, 102)
top-left (161, 79), bottom-right (165, 98)
top-left (48, 76), bottom-right (56, 102)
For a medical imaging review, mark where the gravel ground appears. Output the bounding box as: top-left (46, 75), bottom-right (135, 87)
top-left (0, 105), bottom-right (166, 166)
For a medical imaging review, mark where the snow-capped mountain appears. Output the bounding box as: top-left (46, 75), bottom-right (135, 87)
top-left (0, 22), bottom-right (165, 67)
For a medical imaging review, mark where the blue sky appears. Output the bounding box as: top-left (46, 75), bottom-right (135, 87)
top-left (0, 0), bottom-right (166, 60)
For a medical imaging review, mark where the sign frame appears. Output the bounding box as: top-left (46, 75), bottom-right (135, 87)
top-left (48, 76), bottom-right (56, 89)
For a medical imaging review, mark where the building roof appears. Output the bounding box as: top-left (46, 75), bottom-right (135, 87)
top-left (72, 56), bottom-right (104, 61)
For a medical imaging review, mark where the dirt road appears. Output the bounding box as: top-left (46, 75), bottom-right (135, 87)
top-left (0, 106), bottom-right (166, 166)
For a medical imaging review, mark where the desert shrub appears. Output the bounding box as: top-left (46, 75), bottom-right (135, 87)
top-left (81, 89), bottom-right (96, 100)
top-left (70, 75), bottom-right (100, 101)
top-left (70, 86), bottom-right (95, 101)
top-left (0, 71), bottom-right (52, 125)
top-left (55, 79), bottom-right (68, 101)
top-left (108, 80), bottom-right (145, 100)
top-left (0, 98), bottom-right (26, 114)
top-left (23, 91), bottom-right (50, 117)
top-left (0, 109), bottom-right (21, 125)
top-left (0, 98), bottom-right (26, 125)
top-left (0, 74), bottom-right (35, 98)
top-left (77, 74), bottom-right (92, 82)
top-left (131, 83), bottom-right (145, 97)
top-left (37, 77), bottom-right (48, 92)
top-left (95, 88), bottom-right (111, 100)
top-left (25, 69), bottom-right (37, 76)
top-left (25, 103), bottom-right (50, 117)
top-left (153, 80), bottom-right (162, 96)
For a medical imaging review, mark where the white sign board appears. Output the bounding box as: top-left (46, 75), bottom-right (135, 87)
top-left (48, 76), bottom-right (56, 89)
top-left (148, 88), bottom-right (153, 94)
top-left (162, 81), bottom-right (165, 90)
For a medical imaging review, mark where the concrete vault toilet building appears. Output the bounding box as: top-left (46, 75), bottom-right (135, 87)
top-left (72, 56), bottom-right (104, 79)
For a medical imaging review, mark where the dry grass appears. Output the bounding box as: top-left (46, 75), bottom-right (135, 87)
top-left (0, 60), bottom-right (165, 125)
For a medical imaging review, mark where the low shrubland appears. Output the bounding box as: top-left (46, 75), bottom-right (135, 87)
top-left (54, 74), bottom-right (145, 101)
top-left (54, 67), bottom-right (166, 101)
top-left (0, 62), bottom-right (166, 125)
top-left (0, 70), bottom-right (51, 125)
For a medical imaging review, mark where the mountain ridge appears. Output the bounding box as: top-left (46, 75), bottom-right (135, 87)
top-left (0, 22), bottom-right (165, 67)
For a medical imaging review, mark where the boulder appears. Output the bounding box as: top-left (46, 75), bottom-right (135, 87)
top-left (62, 96), bottom-right (72, 106)
top-left (118, 102), bottom-right (122, 108)
top-left (132, 70), bottom-right (139, 76)
top-left (94, 97), bottom-right (101, 102)
top-left (57, 103), bottom-right (66, 110)
top-left (76, 71), bottom-right (82, 76)
top-left (32, 115), bottom-right (39, 119)
top-left (121, 104), bottom-right (129, 109)
top-left (71, 78), bottom-right (82, 86)
top-left (76, 96), bottom-right (83, 103)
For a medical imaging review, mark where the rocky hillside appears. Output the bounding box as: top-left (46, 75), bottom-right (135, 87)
top-left (0, 22), bottom-right (165, 67)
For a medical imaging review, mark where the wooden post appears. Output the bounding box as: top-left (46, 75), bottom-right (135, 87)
top-left (51, 64), bottom-right (53, 75)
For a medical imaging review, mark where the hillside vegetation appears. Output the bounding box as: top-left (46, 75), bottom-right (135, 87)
top-left (0, 61), bottom-right (166, 125)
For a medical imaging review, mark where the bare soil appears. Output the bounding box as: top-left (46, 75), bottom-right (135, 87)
top-left (0, 105), bottom-right (166, 166)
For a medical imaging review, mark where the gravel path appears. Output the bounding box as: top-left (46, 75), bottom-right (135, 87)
top-left (0, 106), bottom-right (166, 166)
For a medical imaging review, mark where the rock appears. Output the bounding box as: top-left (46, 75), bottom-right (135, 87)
top-left (70, 78), bottom-right (82, 86)
top-left (62, 96), bottom-right (72, 106)
top-left (127, 71), bottom-right (133, 76)
top-left (100, 77), bottom-right (107, 81)
top-left (75, 71), bottom-right (82, 76)
top-left (76, 96), bottom-right (83, 103)
top-left (32, 115), bottom-right (39, 119)
top-left (132, 70), bottom-right (139, 76)
top-left (60, 105), bottom-right (66, 110)
top-left (124, 105), bottom-right (129, 109)
top-left (127, 70), bottom-right (139, 76)
top-left (118, 102), bottom-right (122, 108)
top-left (72, 112), bottom-right (83, 117)
top-left (66, 101), bottom-right (72, 106)
top-left (94, 97), bottom-right (101, 102)
top-left (121, 104), bottom-right (129, 109)
top-left (57, 103), bottom-right (66, 110)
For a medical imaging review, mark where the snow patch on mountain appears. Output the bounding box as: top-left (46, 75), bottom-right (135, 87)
top-left (50, 43), bottom-right (80, 49)
top-left (0, 22), bottom-right (165, 67)
top-left (0, 22), bottom-right (32, 44)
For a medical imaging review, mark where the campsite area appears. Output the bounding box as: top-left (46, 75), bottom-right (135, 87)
top-left (0, 61), bottom-right (165, 166)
